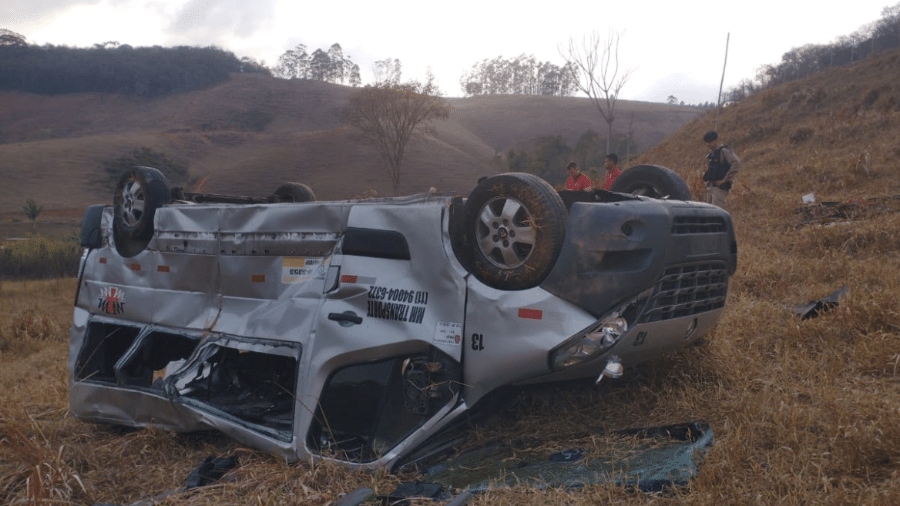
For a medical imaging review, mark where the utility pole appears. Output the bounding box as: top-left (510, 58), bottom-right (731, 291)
top-left (715, 33), bottom-right (730, 130)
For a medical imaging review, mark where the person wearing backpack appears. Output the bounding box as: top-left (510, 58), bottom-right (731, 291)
top-left (702, 131), bottom-right (740, 208)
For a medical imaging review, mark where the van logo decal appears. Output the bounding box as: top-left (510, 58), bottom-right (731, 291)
top-left (98, 286), bottom-right (125, 315)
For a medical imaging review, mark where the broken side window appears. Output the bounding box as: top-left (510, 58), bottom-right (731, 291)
top-left (75, 319), bottom-right (202, 390)
top-left (115, 329), bottom-right (198, 388)
top-left (75, 320), bottom-right (142, 383)
top-left (169, 338), bottom-right (301, 442)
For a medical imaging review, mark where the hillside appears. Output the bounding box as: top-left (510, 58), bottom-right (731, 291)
top-left (0, 74), bottom-right (702, 214)
top-left (635, 49), bottom-right (900, 204)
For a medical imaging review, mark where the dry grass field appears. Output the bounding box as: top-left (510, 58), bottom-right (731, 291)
top-left (2, 50), bottom-right (900, 505)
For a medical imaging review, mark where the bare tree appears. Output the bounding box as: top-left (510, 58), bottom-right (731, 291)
top-left (560, 30), bottom-right (633, 153)
top-left (346, 79), bottom-right (450, 195)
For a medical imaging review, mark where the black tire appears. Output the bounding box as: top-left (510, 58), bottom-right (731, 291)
top-left (272, 183), bottom-right (316, 203)
top-left (610, 164), bottom-right (691, 200)
top-left (113, 166), bottom-right (171, 257)
top-left (460, 173), bottom-right (567, 290)
top-left (79, 204), bottom-right (106, 248)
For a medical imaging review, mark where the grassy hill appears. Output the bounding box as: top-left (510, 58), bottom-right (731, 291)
top-left (0, 73), bottom-right (703, 215)
top-left (634, 49), bottom-right (900, 203)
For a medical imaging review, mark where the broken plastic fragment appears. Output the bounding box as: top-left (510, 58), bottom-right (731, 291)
top-left (791, 286), bottom-right (848, 320)
top-left (185, 456), bottom-right (238, 489)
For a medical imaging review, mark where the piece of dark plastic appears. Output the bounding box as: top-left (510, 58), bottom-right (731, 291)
top-left (185, 456), bottom-right (238, 489)
top-left (792, 286), bottom-right (848, 320)
top-left (334, 487), bottom-right (373, 506)
top-left (382, 481), bottom-right (443, 504)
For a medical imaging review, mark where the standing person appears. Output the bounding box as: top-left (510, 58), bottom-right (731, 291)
top-left (603, 153), bottom-right (622, 190)
top-left (564, 161), bottom-right (593, 191)
top-left (702, 131), bottom-right (740, 208)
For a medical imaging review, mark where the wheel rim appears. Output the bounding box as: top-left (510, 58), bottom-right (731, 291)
top-left (475, 196), bottom-right (536, 269)
top-left (119, 177), bottom-right (145, 227)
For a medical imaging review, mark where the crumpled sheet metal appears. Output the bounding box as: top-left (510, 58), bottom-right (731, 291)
top-left (70, 196), bottom-right (473, 466)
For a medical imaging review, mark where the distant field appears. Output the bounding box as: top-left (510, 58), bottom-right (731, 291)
top-left (0, 209), bottom-right (82, 242)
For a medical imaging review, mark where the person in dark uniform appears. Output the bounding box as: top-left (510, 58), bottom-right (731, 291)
top-left (702, 131), bottom-right (740, 208)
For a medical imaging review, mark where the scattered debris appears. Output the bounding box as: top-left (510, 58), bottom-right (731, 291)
top-left (791, 287), bottom-right (849, 319)
top-left (424, 422), bottom-right (712, 495)
top-left (795, 195), bottom-right (900, 227)
top-left (335, 487), bottom-right (374, 506)
top-left (94, 455), bottom-right (238, 506)
top-left (384, 481), bottom-right (445, 503)
top-left (185, 455), bottom-right (239, 489)
top-left (331, 422), bottom-right (712, 504)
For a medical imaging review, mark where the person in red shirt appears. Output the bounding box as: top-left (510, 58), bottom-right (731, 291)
top-left (603, 153), bottom-right (622, 190)
top-left (564, 161), bottom-right (593, 191)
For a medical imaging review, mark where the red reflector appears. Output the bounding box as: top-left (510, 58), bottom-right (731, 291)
top-left (157, 265), bottom-right (170, 273)
top-left (99, 258), bottom-right (107, 264)
top-left (251, 274), bottom-right (265, 283)
top-left (341, 275), bottom-right (358, 283)
top-left (130, 264), bottom-right (141, 271)
top-left (518, 308), bottom-right (543, 320)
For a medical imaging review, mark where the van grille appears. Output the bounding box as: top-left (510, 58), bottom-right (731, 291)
top-left (639, 262), bottom-right (728, 323)
top-left (671, 216), bottom-right (727, 234)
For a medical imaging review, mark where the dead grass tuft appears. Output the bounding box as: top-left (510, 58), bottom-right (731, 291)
top-left (0, 307), bottom-right (64, 357)
top-left (0, 418), bottom-right (89, 505)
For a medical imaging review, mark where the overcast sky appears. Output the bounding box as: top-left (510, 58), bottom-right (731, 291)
top-left (2, 0), bottom-right (896, 103)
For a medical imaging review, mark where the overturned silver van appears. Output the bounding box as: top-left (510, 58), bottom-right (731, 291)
top-left (70, 166), bottom-right (737, 469)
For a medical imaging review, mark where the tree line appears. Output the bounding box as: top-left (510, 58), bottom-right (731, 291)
top-left (726, 2), bottom-right (900, 102)
top-left (459, 54), bottom-right (578, 97)
top-left (273, 43), bottom-right (361, 86)
top-left (0, 39), bottom-right (267, 96)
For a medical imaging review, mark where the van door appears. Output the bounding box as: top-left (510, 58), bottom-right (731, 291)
top-left (303, 201), bottom-right (467, 464)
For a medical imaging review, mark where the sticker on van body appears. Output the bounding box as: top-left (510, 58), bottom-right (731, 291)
top-left (281, 257), bottom-right (328, 284)
top-left (433, 321), bottom-right (463, 346)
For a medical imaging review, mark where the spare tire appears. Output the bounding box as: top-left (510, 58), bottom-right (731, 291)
top-left (459, 173), bottom-right (567, 291)
top-left (113, 166), bottom-right (171, 257)
top-left (272, 183), bottom-right (316, 203)
top-left (610, 164), bottom-right (691, 200)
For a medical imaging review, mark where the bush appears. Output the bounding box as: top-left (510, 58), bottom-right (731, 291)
top-left (0, 237), bottom-right (81, 279)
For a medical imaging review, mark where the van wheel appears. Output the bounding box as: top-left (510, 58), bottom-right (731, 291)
top-left (610, 164), bottom-right (691, 200)
top-left (460, 173), bottom-right (567, 290)
top-left (272, 183), bottom-right (316, 203)
top-left (113, 166), bottom-right (171, 257)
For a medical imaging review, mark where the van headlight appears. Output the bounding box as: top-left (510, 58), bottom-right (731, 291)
top-left (550, 317), bottom-right (628, 370)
